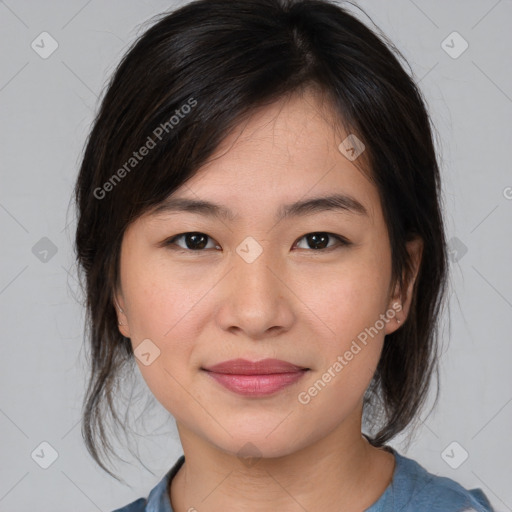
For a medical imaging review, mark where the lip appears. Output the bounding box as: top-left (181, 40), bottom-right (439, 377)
top-left (203, 358), bottom-right (308, 374)
top-left (202, 358), bottom-right (309, 397)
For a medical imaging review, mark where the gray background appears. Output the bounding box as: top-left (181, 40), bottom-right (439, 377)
top-left (0, 1), bottom-right (511, 511)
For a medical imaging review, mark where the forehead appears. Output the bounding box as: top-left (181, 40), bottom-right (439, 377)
top-left (147, 92), bottom-right (379, 225)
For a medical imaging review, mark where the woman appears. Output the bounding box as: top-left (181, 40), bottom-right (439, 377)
top-left (73, 0), bottom-right (495, 510)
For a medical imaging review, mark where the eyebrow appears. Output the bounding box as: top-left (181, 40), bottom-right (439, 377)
top-left (150, 193), bottom-right (368, 222)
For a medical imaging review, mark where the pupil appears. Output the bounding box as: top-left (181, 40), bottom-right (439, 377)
top-left (308, 233), bottom-right (328, 249)
top-left (187, 233), bottom-right (207, 250)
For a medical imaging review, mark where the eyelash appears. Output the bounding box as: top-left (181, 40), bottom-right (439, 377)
top-left (162, 231), bottom-right (351, 253)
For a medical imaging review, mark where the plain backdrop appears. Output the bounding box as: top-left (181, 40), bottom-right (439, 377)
top-left (0, 1), bottom-right (511, 511)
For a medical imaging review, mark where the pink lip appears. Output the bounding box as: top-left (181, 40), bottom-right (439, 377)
top-left (202, 358), bottom-right (309, 397)
top-left (203, 358), bottom-right (307, 374)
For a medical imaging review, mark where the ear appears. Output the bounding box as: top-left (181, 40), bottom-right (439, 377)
top-left (113, 291), bottom-right (131, 338)
top-left (384, 236), bottom-right (423, 335)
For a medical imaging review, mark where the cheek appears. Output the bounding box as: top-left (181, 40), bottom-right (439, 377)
top-left (294, 251), bottom-right (391, 344)
top-left (291, 249), bottom-right (392, 407)
top-left (122, 261), bottom-right (204, 416)
top-left (294, 263), bottom-right (390, 418)
top-left (122, 251), bottom-right (206, 340)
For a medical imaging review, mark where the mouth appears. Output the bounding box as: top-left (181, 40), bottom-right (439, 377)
top-left (201, 358), bottom-right (310, 396)
top-left (202, 358), bottom-right (309, 375)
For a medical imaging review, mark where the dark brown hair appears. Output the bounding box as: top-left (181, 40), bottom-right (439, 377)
top-left (73, 0), bottom-right (448, 480)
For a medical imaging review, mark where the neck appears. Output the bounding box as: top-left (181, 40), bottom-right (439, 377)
top-left (170, 416), bottom-right (395, 512)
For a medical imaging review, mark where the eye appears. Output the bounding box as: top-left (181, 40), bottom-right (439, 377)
top-left (293, 232), bottom-right (350, 251)
top-left (165, 232), bottom-right (220, 251)
top-left (162, 231), bottom-right (350, 252)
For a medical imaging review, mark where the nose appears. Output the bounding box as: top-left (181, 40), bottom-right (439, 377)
top-left (215, 244), bottom-right (295, 340)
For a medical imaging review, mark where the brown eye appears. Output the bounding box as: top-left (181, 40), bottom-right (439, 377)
top-left (294, 232), bottom-right (349, 251)
top-left (165, 232), bottom-right (220, 251)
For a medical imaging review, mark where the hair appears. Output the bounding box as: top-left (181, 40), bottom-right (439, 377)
top-left (72, 0), bottom-right (448, 481)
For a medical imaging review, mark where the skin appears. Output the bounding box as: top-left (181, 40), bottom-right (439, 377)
top-left (114, 90), bottom-right (422, 512)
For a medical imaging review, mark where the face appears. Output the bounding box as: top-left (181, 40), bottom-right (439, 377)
top-left (114, 91), bottom-right (421, 459)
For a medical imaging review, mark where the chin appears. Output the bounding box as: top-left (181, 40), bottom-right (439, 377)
top-left (205, 424), bottom-right (313, 463)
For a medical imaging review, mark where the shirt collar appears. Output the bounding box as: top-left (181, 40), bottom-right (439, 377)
top-left (145, 455), bottom-right (185, 512)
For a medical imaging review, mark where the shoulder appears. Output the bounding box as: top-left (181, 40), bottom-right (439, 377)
top-left (111, 497), bottom-right (147, 512)
top-left (389, 449), bottom-right (495, 512)
top-left (110, 454), bottom-right (185, 512)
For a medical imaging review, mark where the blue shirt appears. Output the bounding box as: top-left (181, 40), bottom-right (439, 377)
top-left (112, 446), bottom-right (495, 511)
